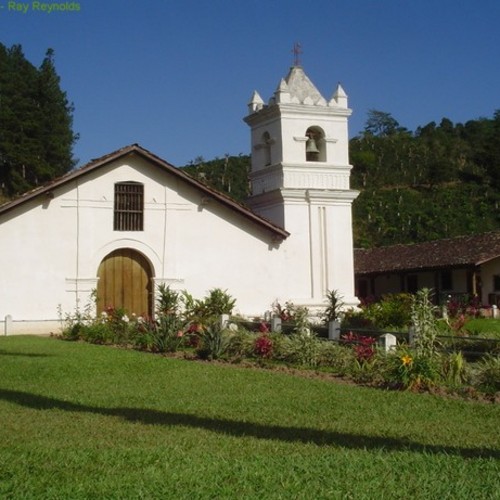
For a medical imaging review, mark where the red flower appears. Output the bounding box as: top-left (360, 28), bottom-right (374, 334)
top-left (341, 332), bottom-right (376, 361)
top-left (254, 334), bottom-right (273, 358)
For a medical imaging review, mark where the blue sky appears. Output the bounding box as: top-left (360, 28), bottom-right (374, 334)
top-left (1, 0), bottom-right (499, 167)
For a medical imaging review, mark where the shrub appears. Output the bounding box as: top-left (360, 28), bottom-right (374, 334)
top-left (196, 320), bottom-right (230, 360)
top-left (474, 354), bottom-right (500, 393)
top-left (146, 315), bottom-right (185, 353)
top-left (156, 284), bottom-right (181, 316)
top-left (273, 332), bottom-right (322, 368)
top-left (58, 295), bottom-right (95, 340)
top-left (315, 341), bottom-right (357, 376)
top-left (201, 288), bottom-right (236, 318)
top-left (183, 288), bottom-right (236, 328)
top-left (440, 351), bottom-right (470, 386)
top-left (342, 309), bottom-right (375, 330)
top-left (368, 293), bottom-right (413, 329)
top-left (226, 328), bottom-right (256, 359)
top-left (61, 302), bottom-right (136, 345)
top-left (350, 356), bottom-right (386, 385)
top-left (341, 293), bottom-right (412, 330)
top-left (383, 348), bottom-right (440, 391)
top-left (341, 331), bottom-right (376, 362)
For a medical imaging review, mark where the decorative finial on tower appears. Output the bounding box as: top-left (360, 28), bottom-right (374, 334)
top-left (292, 42), bottom-right (302, 67)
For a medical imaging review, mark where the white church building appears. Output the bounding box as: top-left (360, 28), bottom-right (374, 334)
top-left (0, 65), bottom-right (359, 334)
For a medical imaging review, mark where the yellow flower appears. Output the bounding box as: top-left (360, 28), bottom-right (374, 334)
top-left (401, 355), bottom-right (413, 366)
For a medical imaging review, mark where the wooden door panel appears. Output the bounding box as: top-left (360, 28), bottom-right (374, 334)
top-left (97, 249), bottom-right (152, 317)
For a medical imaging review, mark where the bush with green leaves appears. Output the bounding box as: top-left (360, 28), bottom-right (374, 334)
top-left (342, 293), bottom-right (413, 331)
top-left (272, 331), bottom-right (322, 368)
top-left (225, 327), bottom-right (260, 359)
top-left (315, 341), bottom-right (357, 375)
top-left (203, 288), bottom-right (236, 317)
top-left (130, 284), bottom-right (187, 353)
top-left (367, 293), bottom-right (413, 329)
top-left (156, 283), bottom-right (181, 316)
top-left (182, 288), bottom-right (236, 329)
top-left (474, 354), bottom-right (500, 393)
top-left (144, 315), bottom-right (185, 353)
top-left (350, 356), bottom-right (386, 385)
top-left (383, 348), bottom-right (440, 391)
top-left (196, 320), bottom-right (231, 360)
top-left (440, 351), bottom-right (470, 387)
top-left (60, 302), bottom-right (136, 345)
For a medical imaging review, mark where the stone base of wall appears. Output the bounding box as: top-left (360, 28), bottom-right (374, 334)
top-left (2, 317), bottom-right (62, 336)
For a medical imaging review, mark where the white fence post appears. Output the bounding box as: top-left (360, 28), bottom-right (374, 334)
top-left (271, 316), bottom-right (282, 333)
top-left (328, 321), bottom-right (341, 341)
top-left (220, 314), bottom-right (229, 329)
top-left (379, 333), bottom-right (397, 352)
top-left (492, 305), bottom-right (499, 319)
top-left (4, 315), bottom-right (12, 336)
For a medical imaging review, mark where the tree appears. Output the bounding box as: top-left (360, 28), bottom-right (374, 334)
top-left (0, 44), bottom-right (41, 194)
top-left (36, 48), bottom-right (78, 179)
top-left (363, 109), bottom-right (404, 137)
top-left (0, 44), bottom-right (77, 198)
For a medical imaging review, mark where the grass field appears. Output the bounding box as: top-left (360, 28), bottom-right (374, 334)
top-left (465, 318), bottom-right (500, 337)
top-left (0, 336), bottom-right (499, 499)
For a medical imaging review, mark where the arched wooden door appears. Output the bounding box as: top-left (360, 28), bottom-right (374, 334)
top-left (97, 249), bottom-right (153, 317)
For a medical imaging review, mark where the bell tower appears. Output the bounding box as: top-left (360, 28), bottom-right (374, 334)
top-left (244, 64), bottom-right (359, 309)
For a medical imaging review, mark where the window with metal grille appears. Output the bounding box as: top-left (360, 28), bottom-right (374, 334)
top-left (114, 182), bottom-right (144, 231)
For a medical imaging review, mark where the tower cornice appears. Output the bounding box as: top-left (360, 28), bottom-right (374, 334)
top-left (244, 101), bottom-right (352, 126)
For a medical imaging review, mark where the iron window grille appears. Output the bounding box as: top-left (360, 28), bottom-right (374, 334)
top-left (114, 182), bottom-right (144, 231)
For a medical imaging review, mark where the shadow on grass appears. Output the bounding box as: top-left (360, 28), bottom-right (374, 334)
top-left (0, 350), bottom-right (51, 358)
top-left (0, 388), bottom-right (498, 459)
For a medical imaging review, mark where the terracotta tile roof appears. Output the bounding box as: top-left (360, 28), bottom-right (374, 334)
top-left (0, 144), bottom-right (289, 240)
top-left (354, 231), bottom-right (500, 275)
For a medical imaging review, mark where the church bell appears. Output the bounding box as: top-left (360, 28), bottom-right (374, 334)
top-left (306, 136), bottom-right (320, 154)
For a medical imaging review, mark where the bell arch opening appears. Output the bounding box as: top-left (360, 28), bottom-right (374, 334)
top-left (305, 126), bottom-right (326, 162)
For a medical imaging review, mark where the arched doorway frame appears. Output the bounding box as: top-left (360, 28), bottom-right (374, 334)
top-left (93, 240), bottom-right (159, 317)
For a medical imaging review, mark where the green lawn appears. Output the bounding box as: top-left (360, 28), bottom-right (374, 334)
top-left (0, 336), bottom-right (499, 499)
top-left (465, 318), bottom-right (500, 337)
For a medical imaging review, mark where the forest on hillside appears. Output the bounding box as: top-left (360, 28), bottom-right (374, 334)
top-left (350, 110), bottom-right (500, 247)
top-left (181, 110), bottom-right (500, 248)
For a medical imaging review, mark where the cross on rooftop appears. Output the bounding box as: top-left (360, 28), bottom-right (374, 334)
top-left (292, 42), bottom-right (302, 67)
